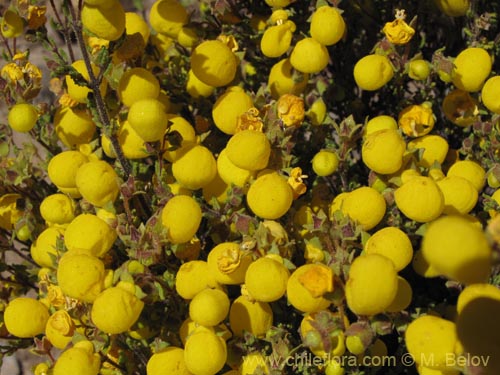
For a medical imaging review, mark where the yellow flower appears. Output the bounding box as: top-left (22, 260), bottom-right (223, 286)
top-left (383, 14), bottom-right (415, 45)
top-left (53, 340), bottom-right (101, 375)
top-left (398, 103), bottom-right (435, 137)
top-left (288, 167), bottom-right (308, 199)
top-left (277, 93), bottom-right (305, 127)
top-left (45, 310), bottom-right (75, 349)
top-left (208, 242), bottom-right (253, 284)
top-left (1, 63), bottom-right (23, 82)
top-left (236, 107), bottom-right (264, 132)
top-left (28, 6), bottom-right (47, 30)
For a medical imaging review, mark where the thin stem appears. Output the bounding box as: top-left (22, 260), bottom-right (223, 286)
top-left (0, 33), bottom-right (14, 59)
top-left (0, 274), bottom-right (36, 290)
top-left (66, 0), bottom-right (132, 177)
top-left (49, 0), bottom-right (75, 62)
top-left (3, 245), bottom-right (39, 267)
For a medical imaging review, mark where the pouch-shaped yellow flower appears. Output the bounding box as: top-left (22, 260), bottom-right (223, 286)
top-left (53, 340), bottom-right (101, 375)
top-left (57, 251), bottom-right (106, 302)
top-left (91, 286), bottom-right (144, 334)
top-left (345, 253), bottom-right (398, 315)
top-left (229, 295), bottom-right (273, 337)
top-left (64, 213), bottom-right (116, 257)
top-left (4, 297), bottom-right (49, 338)
top-left (245, 257), bottom-right (290, 302)
top-left (161, 195), bottom-right (202, 244)
top-left (190, 40), bottom-right (238, 87)
top-left (147, 347), bottom-right (191, 375)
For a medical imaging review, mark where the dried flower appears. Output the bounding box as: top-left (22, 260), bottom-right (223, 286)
top-left (277, 94), bottom-right (305, 127)
top-left (442, 89), bottom-right (479, 127)
top-left (58, 93), bottom-right (79, 108)
top-left (288, 167), bottom-right (308, 199)
top-left (47, 285), bottom-right (66, 308)
top-left (383, 10), bottom-right (415, 45)
top-left (217, 246), bottom-right (242, 274)
top-left (236, 107), bottom-right (264, 132)
top-left (28, 6), bottom-right (47, 30)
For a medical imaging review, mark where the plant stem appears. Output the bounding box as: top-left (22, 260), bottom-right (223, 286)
top-left (66, 0), bottom-right (132, 178)
top-left (49, 0), bottom-right (76, 62)
top-left (0, 33), bottom-right (13, 59)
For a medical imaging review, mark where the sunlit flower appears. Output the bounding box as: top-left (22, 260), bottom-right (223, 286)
top-left (398, 102), bottom-right (435, 137)
top-left (288, 167), bottom-right (308, 199)
top-left (383, 10), bottom-right (415, 45)
top-left (28, 6), bottom-right (47, 30)
top-left (277, 94), bottom-right (305, 127)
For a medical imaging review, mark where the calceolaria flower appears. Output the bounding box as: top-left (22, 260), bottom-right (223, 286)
top-left (277, 94), bottom-right (305, 127)
top-left (288, 167), bottom-right (308, 199)
top-left (28, 6), bottom-right (47, 30)
top-left (45, 310), bottom-right (76, 349)
top-left (383, 9), bottom-right (415, 45)
top-left (398, 102), bottom-right (435, 137)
